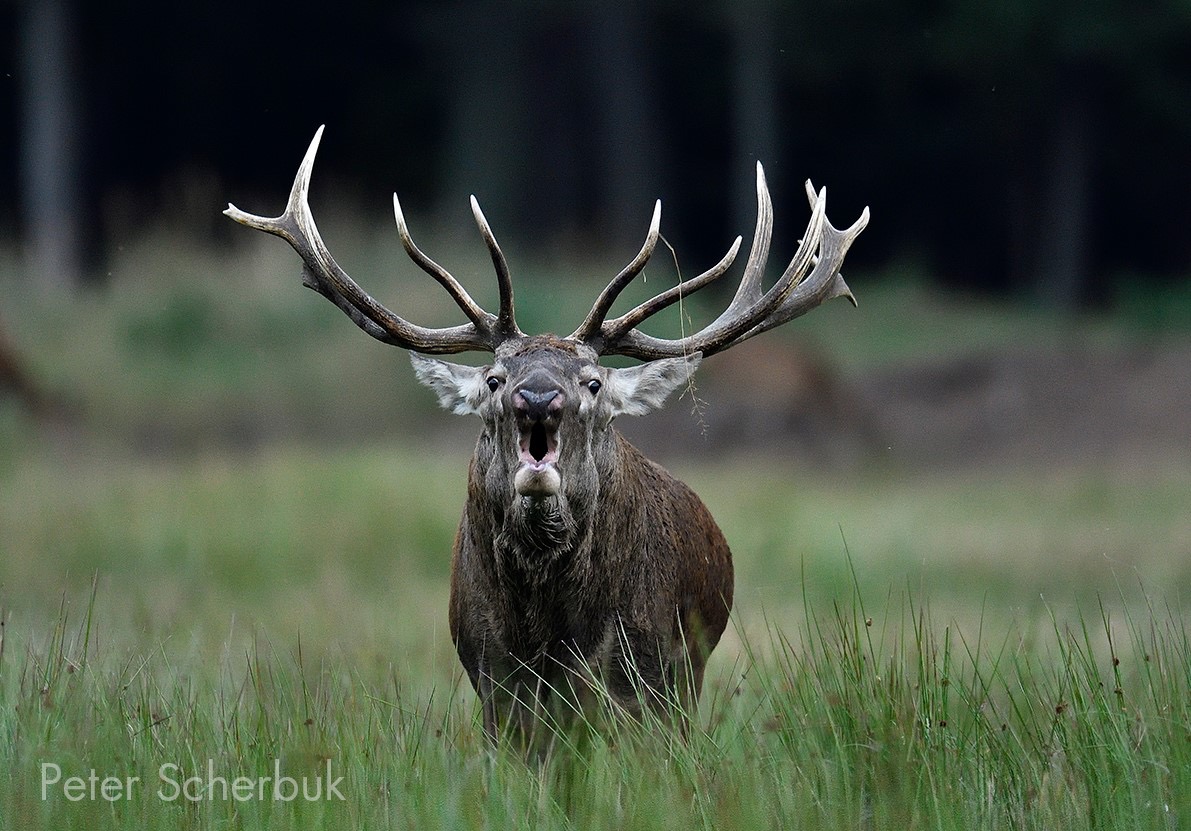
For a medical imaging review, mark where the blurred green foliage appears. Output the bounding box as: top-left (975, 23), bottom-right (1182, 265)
top-left (5, 232), bottom-right (1185, 455)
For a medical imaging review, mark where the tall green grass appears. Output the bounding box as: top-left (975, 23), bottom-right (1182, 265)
top-left (0, 437), bottom-right (1184, 828)
top-left (2, 562), bottom-right (1187, 829)
top-left (0, 444), bottom-right (1186, 830)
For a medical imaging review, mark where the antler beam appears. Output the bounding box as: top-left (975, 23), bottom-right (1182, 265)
top-left (225, 126), bottom-right (520, 354)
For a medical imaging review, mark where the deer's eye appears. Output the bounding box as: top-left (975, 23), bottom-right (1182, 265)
top-left (486, 376), bottom-right (502, 392)
top-left (586, 379), bottom-right (602, 395)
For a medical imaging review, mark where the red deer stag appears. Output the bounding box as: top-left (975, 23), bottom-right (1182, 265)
top-left (226, 126), bottom-right (868, 743)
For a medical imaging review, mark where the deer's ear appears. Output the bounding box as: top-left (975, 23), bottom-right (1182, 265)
top-left (604, 353), bottom-right (701, 417)
top-left (410, 353), bottom-right (489, 416)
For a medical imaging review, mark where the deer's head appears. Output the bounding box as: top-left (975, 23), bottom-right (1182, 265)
top-left (412, 336), bottom-right (698, 501)
top-left (225, 126), bottom-right (868, 506)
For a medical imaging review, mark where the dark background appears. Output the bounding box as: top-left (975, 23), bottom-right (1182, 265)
top-left (4, 0), bottom-right (1191, 307)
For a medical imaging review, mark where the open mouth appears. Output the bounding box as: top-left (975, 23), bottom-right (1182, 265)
top-left (514, 422), bottom-right (561, 497)
top-left (519, 422), bottom-right (559, 469)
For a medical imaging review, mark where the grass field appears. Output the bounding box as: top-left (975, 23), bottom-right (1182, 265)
top-left (2, 442), bottom-right (1188, 829)
top-left (0, 238), bottom-right (1189, 828)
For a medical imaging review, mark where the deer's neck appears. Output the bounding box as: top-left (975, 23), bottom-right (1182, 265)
top-left (467, 431), bottom-right (641, 595)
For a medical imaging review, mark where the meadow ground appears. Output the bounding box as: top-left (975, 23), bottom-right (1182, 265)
top-left (0, 237), bottom-right (1188, 828)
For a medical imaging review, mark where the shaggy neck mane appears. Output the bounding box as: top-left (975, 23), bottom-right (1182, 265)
top-left (490, 487), bottom-right (594, 595)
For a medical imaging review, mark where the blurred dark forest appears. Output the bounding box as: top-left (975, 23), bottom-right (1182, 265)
top-left (3, 0), bottom-right (1191, 307)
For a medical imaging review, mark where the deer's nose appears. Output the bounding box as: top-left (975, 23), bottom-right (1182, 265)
top-left (513, 387), bottom-right (563, 421)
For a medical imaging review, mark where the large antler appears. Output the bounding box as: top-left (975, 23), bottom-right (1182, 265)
top-left (224, 126), bottom-right (523, 354)
top-left (573, 162), bottom-right (869, 360)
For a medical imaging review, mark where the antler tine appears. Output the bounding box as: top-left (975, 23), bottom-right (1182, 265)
top-left (568, 199), bottom-right (662, 344)
top-left (599, 235), bottom-right (742, 347)
top-left (590, 162), bottom-right (766, 353)
top-left (714, 162), bottom-right (775, 326)
top-left (797, 178), bottom-right (862, 306)
top-left (392, 193), bottom-right (492, 329)
top-left (732, 185), bottom-right (868, 343)
top-left (470, 196), bottom-right (523, 339)
top-left (596, 164), bottom-right (868, 361)
top-left (225, 126), bottom-right (503, 354)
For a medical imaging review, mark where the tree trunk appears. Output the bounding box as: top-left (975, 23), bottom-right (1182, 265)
top-left (580, 4), bottom-right (665, 248)
top-left (730, 0), bottom-right (779, 247)
top-left (1035, 65), bottom-right (1098, 310)
top-left (437, 4), bottom-right (531, 232)
top-left (18, 0), bottom-right (83, 288)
